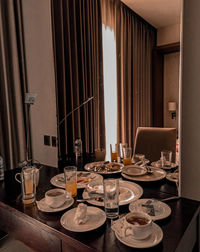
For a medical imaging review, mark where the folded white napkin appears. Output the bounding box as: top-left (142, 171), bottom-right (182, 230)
top-left (111, 217), bottom-right (126, 237)
top-left (74, 203), bottom-right (88, 224)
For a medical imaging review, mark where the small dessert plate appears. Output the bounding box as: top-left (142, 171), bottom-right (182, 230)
top-left (129, 198), bottom-right (171, 221)
top-left (122, 165), bottom-right (147, 176)
top-left (36, 197), bottom-right (74, 213)
top-left (60, 206), bottom-right (106, 232)
top-left (115, 222), bottom-right (163, 249)
top-left (166, 172), bottom-right (179, 183)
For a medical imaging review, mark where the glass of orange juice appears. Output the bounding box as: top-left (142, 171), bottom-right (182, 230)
top-left (64, 166), bottom-right (77, 197)
top-left (110, 144), bottom-right (119, 162)
top-left (122, 147), bottom-right (132, 165)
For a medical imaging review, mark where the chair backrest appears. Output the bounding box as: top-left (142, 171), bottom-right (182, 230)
top-left (133, 127), bottom-right (177, 163)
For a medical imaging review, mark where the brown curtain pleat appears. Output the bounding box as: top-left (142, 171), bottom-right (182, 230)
top-left (51, 0), bottom-right (105, 161)
top-left (0, 0), bottom-right (27, 170)
top-left (116, 4), bottom-right (156, 148)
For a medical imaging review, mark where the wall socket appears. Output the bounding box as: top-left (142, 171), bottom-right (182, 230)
top-left (44, 135), bottom-right (50, 146)
top-left (52, 136), bottom-right (57, 147)
top-left (44, 135), bottom-right (57, 147)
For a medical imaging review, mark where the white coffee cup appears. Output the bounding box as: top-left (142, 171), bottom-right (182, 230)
top-left (45, 189), bottom-right (70, 208)
top-left (123, 212), bottom-right (152, 240)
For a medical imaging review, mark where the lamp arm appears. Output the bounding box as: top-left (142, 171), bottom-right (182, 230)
top-left (58, 96), bottom-right (94, 127)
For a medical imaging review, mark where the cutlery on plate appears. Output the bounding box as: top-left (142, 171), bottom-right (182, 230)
top-left (146, 167), bottom-right (153, 174)
top-left (76, 198), bottom-right (96, 202)
top-left (161, 196), bottom-right (180, 202)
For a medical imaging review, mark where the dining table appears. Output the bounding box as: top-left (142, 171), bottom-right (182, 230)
top-left (0, 154), bottom-right (199, 252)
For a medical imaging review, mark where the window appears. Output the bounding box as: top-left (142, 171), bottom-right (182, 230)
top-left (102, 24), bottom-right (117, 160)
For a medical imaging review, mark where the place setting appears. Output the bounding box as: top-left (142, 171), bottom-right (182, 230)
top-left (121, 166), bottom-right (166, 182)
top-left (111, 211), bottom-right (163, 249)
top-left (60, 203), bottom-right (106, 232)
top-left (129, 198), bottom-right (171, 221)
top-left (36, 188), bottom-right (74, 213)
top-left (81, 178), bottom-right (143, 207)
top-left (151, 150), bottom-right (178, 170)
top-left (166, 169), bottom-right (179, 183)
top-left (84, 161), bottom-right (123, 174)
top-left (50, 170), bottom-right (103, 189)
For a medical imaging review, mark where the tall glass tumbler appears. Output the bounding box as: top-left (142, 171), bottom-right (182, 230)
top-left (110, 144), bottom-right (119, 162)
top-left (123, 147), bottom-right (132, 166)
top-left (103, 179), bottom-right (119, 219)
top-left (64, 166), bottom-right (77, 197)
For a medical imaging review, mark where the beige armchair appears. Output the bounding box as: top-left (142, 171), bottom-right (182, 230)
top-left (133, 127), bottom-right (177, 163)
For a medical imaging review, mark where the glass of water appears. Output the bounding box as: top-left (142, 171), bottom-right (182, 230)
top-left (103, 179), bottom-right (119, 219)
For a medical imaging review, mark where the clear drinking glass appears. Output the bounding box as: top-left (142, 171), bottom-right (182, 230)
top-left (122, 147), bottom-right (132, 165)
top-left (103, 179), bottom-right (119, 219)
top-left (119, 143), bottom-right (128, 160)
top-left (64, 166), bottom-right (77, 197)
top-left (161, 150), bottom-right (172, 167)
top-left (110, 144), bottom-right (119, 162)
top-left (15, 166), bottom-right (36, 204)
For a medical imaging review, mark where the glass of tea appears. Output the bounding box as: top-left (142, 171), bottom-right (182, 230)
top-left (110, 144), bottom-right (119, 162)
top-left (122, 147), bottom-right (132, 165)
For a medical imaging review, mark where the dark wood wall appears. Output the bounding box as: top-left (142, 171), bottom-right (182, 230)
top-left (152, 42), bottom-right (180, 127)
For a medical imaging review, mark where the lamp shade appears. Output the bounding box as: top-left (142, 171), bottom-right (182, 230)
top-left (168, 101), bottom-right (176, 112)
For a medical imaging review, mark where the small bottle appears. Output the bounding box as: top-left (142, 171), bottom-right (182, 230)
top-left (0, 156), bottom-right (4, 181)
top-left (74, 138), bottom-right (82, 157)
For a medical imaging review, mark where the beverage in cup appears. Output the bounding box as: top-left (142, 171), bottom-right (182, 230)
top-left (123, 147), bottom-right (132, 165)
top-left (64, 166), bottom-right (77, 197)
top-left (110, 144), bottom-right (119, 162)
top-left (15, 166), bottom-right (36, 204)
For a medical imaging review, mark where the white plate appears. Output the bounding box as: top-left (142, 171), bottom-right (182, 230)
top-left (50, 172), bottom-right (103, 189)
top-left (151, 161), bottom-right (177, 170)
top-left (166, 172), bottom-right (179, 183)
top-left (36, 197), bottom-right (74, 213)
top-left (122, 165), bottom-right (147, 176)
top-left (129, 198), bottom-right (171, 221)
top-left (84, 161), bottom-right (123, 174)
top-left (82, 180), bottom-right (143, 206)
top-left (121, 167), bottom-right (166, 182)
top-left (115, 222), bottom-right (163, 249)
top-left (60, 206), bottom-right (106, 232)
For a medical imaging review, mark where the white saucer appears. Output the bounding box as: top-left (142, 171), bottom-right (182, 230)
top-left (129, 198), bottom-right (171, 221)
top-left (166, 172), bottom-right (179, 183)
top-left (60, 206), bottom-right (106, 232)
top-left (151, 161), bottom-right (177, 170)
top-left (36, 197), bottom-right (74, 213)
top-left (115, 222), bottom-right (163, 249)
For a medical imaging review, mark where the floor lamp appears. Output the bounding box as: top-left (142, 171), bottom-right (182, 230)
top-left (57, 96), bottom-right (94, 169)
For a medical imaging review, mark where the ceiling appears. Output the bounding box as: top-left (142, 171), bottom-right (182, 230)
top-left (121, 0), bottom-right (182, 28)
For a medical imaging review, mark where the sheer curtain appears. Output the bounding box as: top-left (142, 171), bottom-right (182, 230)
top-left (51, 0), bottom-right (105, 162)
top-left (100, 1), bottom-right (156, 149)
top-left (0, 0), bottom-right (27, 170)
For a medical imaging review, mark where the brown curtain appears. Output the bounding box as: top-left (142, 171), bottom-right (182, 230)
top-left (116, 4), bottom-right (156, 148)
top-left (0, 0), bottom-right (27, 170)
top-left (51, 0), bottom-right (105, 161)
